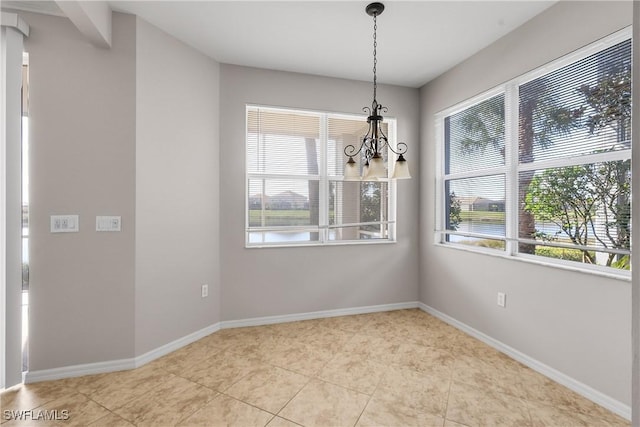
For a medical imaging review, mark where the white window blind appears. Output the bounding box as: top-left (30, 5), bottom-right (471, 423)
top-left (246, 106), bottom-right (396, 247)
top-left (437, 30), bottom-right (632, 274)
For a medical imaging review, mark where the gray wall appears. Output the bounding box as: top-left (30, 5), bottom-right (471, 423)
top-left (25, 11), bottom-right (137, 370)
top-left (135, 18), bottom-right (221, 355)
top-left (219, 65), bottom-right (420, 321)
top-left (22, 11), bottom-right (221, 369)
top-left (419, 1), bottom-right (632, 406)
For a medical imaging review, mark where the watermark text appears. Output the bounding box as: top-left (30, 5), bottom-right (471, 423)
top-left (3, 409), bottom-right (70, 421)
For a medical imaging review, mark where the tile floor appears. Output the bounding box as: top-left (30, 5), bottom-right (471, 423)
top-left (0, 309), bottom-right (631, 427)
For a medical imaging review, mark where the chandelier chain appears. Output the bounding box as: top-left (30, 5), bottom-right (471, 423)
top-left (372, 13), bottom-right (377, 103)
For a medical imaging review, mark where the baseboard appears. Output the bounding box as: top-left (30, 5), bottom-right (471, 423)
top-left (24, 322), bottom-right (221, 384)
top-left (418, 302), bottom-right (631, 421)
top-left (219, 301), bottom-right (420, 329)
top-left (23, 302), bottom-right (418, 384)
top-left (24, 357), bottom-right (135, 384)
top-left (134, 322), bottom-right (221, 367)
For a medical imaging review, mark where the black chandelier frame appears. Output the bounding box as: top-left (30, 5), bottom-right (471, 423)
top-left (343, 2), bottom-right (409, 171)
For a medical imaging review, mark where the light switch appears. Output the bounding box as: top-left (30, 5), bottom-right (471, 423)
top-left (50, 215), bottom-right (79, 233)
top-left (96, 216), bottom-right (121, 232)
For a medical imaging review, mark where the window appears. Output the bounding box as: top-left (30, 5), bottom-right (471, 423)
top-left (436, 29), bottom-right (631, 274)
top-left (246, 106), bottom-right (397, 247)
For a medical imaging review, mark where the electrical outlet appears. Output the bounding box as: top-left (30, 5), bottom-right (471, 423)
top-left (497, 292), bottom-right (506, 308)
top-left (96, 216), bottom-right (121, 232)
top-left (201, 284), bottom-right (209, 298)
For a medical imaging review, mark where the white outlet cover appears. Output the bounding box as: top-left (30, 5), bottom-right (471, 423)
top-left (96, 216), bottom-right (121, 232)
top-left (497, 292), bottom-right (506, 308)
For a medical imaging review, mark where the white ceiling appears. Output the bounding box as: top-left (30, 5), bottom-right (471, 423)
top-left (4, 1), bottom-right (556, 88)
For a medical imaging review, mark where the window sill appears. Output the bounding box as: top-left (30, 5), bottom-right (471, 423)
top-left (433, 242), bottom-right (631, 282)
top-left (246, 239), bottom-right (397, 249)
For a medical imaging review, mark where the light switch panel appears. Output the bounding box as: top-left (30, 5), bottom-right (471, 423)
top-left (50, 215), bottom-right (79, 233)
top-left (96, 216), bottom-right (121, 232)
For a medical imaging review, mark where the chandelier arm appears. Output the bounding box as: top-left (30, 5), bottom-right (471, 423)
top-left (388, 142), bottom-right (408, 156)
top-left (344, 142), bottom-right (365, 158)
top-left (377, 123), bottom-right (388, 140)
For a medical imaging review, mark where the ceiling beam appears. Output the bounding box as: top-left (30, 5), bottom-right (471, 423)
top-left (55, 1), bottom-right (112, 48)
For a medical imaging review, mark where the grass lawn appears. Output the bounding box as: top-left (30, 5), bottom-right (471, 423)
top-left (459, 210), bottom-right (505, 223)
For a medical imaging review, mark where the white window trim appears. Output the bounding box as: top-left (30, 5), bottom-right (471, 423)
top-left (245, 104), bottom-right (398, 248)
top-left (434, 27), bottom-right (632, 279)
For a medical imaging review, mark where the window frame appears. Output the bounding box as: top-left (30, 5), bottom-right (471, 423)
top-left (434, 27), bottom-right (632, 278)
top-left (245, 104), bottom-right (398, 248)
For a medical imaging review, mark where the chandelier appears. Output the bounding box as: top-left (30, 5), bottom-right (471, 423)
top-left (344, 2), bottom-right (410, 181)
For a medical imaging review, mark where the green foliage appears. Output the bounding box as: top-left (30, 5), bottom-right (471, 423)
top-left (458, 97), bottom-right (505, 155)
top-left (535, 246), bottom-right (592, 263)
top-left (611, 255), bottom-right (630, 270)
top-left (524, 165), bottom-right (596, 245)
top-left (524, 160), bottom-right (631, 267)
top-left (459, 211), bottom-right (505, 223)
top-left (248, 209), bottom-right (310, 227)
top-left (576, 68), bottom-right (631, 138)
top-left (361, 182), bottom-right (381, 223)
top-left (448, 192), bottom-right (462, 231)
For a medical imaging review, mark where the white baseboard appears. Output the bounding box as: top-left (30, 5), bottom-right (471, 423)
top-left (134, 322), bottom-right (221, 367)
top-left (24, 357), bottom-right (135, 384)
top-left (23, 302), bottom-right (417, 384)
top-left (27, 300), bottom-right (629, 421)
top-left (418, 302), bottom-right (631, 421)
top-left (219, 301), bottom-right (420, 329)
top-left (24, 322), bottom-right (221, 384)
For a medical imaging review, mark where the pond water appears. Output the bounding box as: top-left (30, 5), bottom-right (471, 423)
top-left (448, 221), bottom-right (561, 242)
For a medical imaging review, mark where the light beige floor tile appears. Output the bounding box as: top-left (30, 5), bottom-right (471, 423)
top-left (149, 340), bottom-right (225, 374)
top-left (519, 368), bottom-right (624, 422)
top-left (356, 395), bottom-right (445, 427)
top-left (404, 325), bottom-right (461, 351)
top-left (184, 351), bottom-right (268, 392)
top-left (296, 327), bottom-right (353, 352)
top-left (375, 364), bottom-right (450, 417)
top-left (87, 412), bottom-right (135, 426)
top-left (312, 314), bottom-right (375, 333)
top-left (527, 399), bottom-right (619, 427)
top-left (266, 416), bottom-right (302, 427)
top-left (318, 352), bottom-right (386, 395)
top-left (263, 341), bottom-right (335, 376)
top-left (267, 320), bottom-right (317, 340)
top-left (453, 354), bottom-right (527, 399)
top-left (178, 394), bottom-right (273, 427)
top-left (114, 374), bottom-right (217, 426)
top-left (8, 392), bottom-right (111, 427)
top-left (279, 379), bottom-right (370, 427)
top-left (0, 381), bottom-right (75, 414)
top-left (342, 333), bottom-right (401, 364)
top-left (72, 364), bottom-right (170, 410)
top-left (453, 334), bottom-right (505, 360)
top-left (394, 342), bottom-right (455, 378)
top-left (3, 309), bottom-right (629, 427)
top-left (225, 365), bottom-right (309, 414)
top-left (446, 381), bottom-right (532, 427)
